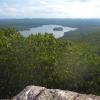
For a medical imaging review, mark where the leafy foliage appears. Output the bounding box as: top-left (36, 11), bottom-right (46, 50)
top-left (0, 28), bottom-right (100, 99)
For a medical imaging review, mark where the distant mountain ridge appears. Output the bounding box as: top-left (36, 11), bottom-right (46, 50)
top-left (0, 19), bottom-right (100, 31)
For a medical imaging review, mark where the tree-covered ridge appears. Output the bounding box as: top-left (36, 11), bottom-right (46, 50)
top-left (0, 28), bottom-right (100, 99)
top-left (62, 29), bottom-right (100, 54)
top-left (0, 19), bottom-right (100, 31)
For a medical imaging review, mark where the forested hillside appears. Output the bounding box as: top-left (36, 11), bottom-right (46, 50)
top-left (0, 19), bottom-right (100, 31)
top-left (0, 28), bottom-right (100, 99)
top-left (62, 29), bottom-right (100, 53)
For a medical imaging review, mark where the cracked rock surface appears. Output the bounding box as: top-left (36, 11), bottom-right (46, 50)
top-left (12, 85), bottom-right (100, 100)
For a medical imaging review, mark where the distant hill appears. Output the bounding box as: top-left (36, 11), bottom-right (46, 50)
top-left (62, 29), bottom-right (100, 46)
top-left (62, 29), bottom-right (100, 55)
top-left (0, 19), bottom-right (100, 31)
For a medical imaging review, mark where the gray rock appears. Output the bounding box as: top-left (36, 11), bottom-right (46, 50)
top-left (12, 85), bottom-right (100, 100)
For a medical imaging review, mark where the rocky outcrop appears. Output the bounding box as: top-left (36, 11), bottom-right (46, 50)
top-left (12, 85), bottom-right (100, 100)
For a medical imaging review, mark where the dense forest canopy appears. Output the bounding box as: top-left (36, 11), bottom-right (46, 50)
top-left (0, 27), bottom-right (100, 99)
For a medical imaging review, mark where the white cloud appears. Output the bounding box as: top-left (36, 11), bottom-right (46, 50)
top-left (0, 0), bottom-right (100, 18)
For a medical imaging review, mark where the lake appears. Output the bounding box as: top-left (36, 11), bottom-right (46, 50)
top-left (20, 25), bottom-right (77, 38)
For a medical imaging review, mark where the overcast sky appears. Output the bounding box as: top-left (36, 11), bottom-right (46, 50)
top-left (0, 0), bottom-right (100, 18)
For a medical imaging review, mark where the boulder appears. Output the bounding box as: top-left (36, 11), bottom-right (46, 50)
top-left (12, 85), bottom-right (100, 100)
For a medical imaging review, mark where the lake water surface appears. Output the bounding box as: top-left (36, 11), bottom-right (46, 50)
top-left (20, 25), bottom-right (77, 38)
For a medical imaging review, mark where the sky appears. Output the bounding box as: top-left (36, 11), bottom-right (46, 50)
top-left (0, 0), bottom-right (100, 18)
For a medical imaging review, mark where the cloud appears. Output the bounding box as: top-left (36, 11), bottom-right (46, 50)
top-left (0, 0), bottom-right (100, 18)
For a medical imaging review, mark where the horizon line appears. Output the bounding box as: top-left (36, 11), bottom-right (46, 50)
top-left (0, 18), bottom-right (100, 20)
